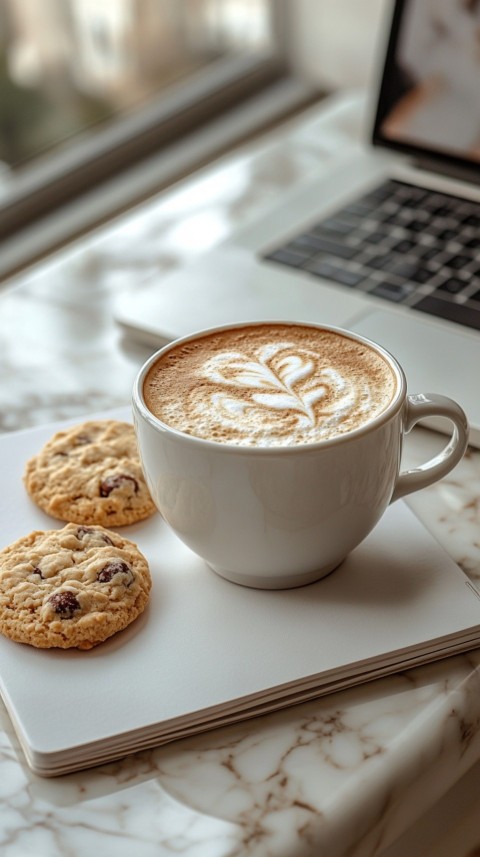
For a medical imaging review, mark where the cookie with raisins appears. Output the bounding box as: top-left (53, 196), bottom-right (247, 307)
top-left (23, 420), bottom-right (156, 526)
top-left (0, 523), bottom-right (151, 649)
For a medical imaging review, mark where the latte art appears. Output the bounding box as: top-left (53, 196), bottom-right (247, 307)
top-left (201, 343), bottom-right (373, 438)
top-left (143, 324), bottom-right (397, 446)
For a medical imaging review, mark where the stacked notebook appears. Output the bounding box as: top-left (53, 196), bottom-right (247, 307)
top-left (1, 408), bottom-right (480, 777)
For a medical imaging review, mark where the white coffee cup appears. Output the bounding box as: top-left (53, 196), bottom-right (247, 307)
top-left (132, 322), bottom-right (469, 589)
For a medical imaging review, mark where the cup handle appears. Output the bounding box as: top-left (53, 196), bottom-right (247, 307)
top-left (390, 393), bottom-right (469, 503)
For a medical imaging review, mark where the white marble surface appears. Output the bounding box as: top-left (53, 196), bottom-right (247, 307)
top-left (1, 91), bottom-right (480, 857)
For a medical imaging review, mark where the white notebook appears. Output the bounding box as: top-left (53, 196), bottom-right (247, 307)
top-left (1, 408), bottom-right (480, 777)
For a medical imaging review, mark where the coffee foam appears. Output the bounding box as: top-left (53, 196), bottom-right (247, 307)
top-left (143, 325), bottom-right (398, 447)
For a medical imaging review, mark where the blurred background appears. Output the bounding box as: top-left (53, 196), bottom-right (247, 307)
top-left (0, 0), bottom-right (387, 274)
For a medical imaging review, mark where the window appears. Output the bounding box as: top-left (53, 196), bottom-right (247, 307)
top-left (0, 0), bottom-right (294, 240)
top-left (0, 0), bottom-right (389, 279)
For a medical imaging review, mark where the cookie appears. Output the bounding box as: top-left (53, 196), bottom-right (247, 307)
top-left (0, 523), bottom-right (152, 649)
top-left (23, 420), bottom-right (156, 527)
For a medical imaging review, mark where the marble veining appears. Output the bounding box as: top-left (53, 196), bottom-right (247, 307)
top-left (0, 90), bottom-right (480, 856)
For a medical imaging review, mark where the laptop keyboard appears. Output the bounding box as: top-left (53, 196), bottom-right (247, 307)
top-left (263, 179), bottom-right (480, 332)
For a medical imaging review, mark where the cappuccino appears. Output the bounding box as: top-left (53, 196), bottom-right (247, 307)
top-left (143, 324), bottom-right (397, 447)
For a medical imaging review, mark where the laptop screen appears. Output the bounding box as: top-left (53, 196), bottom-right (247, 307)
top-left (373, 0), bottom-right (480, 174)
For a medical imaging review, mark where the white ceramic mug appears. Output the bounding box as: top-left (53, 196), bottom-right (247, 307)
top-left (132, 322), bottom-right (469, 589)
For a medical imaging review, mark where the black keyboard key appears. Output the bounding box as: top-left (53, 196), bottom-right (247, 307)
top-left (366, 254), bottom-right (394, 270)
top-left (429, 204), bottom-right (455, 218)
top-left (404, 218), bottom-right (427, 233)
top-left (304, 259), bottom-right (364, 287)
top-left (341, 201), bottom-right (378, 217)
top-left (296, 236), bottom-right (358, 260)
top-left (463, 236), bottom-right (480, 250)
top-left (418, 245), bottom-right (441, 262)
top-left (366, 255), bottom-right (419, 279)
top-left (370, 281), bottom-right (416, 302)
top-left (462, 214), bottom-right (480, 228)
top-left (383, 211), bottom-right (405, 225)
top-left (362, 230), bottom-right (389, 244)
top-left (385, 259), bottom-right (422, 279)
top-left (410, 266), bottom-right (435, 284)
top-left (313, 217), bottom-right (357, 236)
top-left (290, 233), bottom-right (331, 252)
top-left (434, 228), bottom-right (459, 242)
top-left (365, 183), bottom-right (396, 202)
top-left (396, 185), bottom-right (427, 203)
top-left (265, 248), bottom-right (307, 268)
top-left (443, 253), bottom-right (473, 270)
top-left (436, 277), bottom-right (467, 295)
top-left (396, 191), bottom-right (424, 207)
top-left (391, 238), bottom-right (416, 253)
top-left (415, 295), bottom-right (480, 331)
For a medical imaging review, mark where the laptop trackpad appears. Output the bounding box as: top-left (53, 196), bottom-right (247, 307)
top-left (350, 310), bottom-right (478, 433)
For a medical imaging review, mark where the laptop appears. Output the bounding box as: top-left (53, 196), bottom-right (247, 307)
top-left (115, 0), bottom-right (480, 447)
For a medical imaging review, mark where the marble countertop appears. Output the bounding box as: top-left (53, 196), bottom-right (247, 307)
top-left (1, 91), bottom-right (480, 857)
